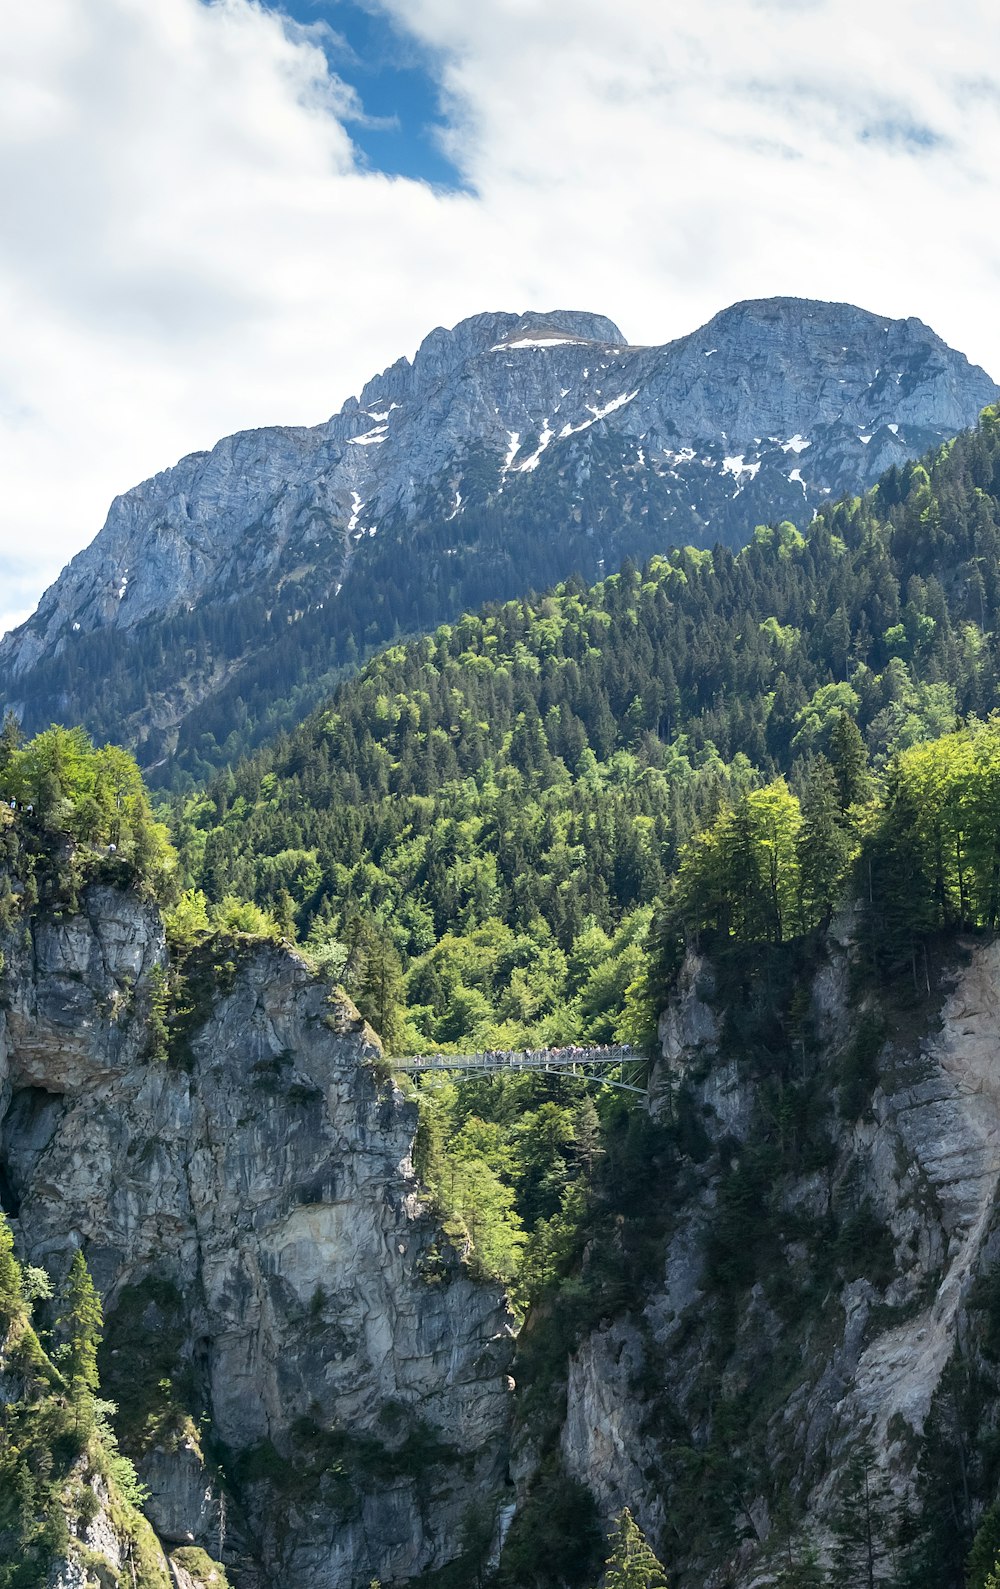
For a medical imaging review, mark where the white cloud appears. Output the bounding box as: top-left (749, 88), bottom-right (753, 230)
top-left (2, 0), bottom-right (1000, 635)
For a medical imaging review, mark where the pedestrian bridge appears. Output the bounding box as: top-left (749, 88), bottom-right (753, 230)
top-left (392, 1044), bottom-right (648, 1095)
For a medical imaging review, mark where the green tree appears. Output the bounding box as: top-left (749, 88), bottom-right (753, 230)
top-left (967, 1502), bottom-right (1000, 1589)
top-left (601, 1507), bottom-right (669, 1589)
top-left (829, 1440), bottom-right (896, 1589)
top-left (828, 710), bottom-right (872, 815)
top-left (354, 925), bottom-right (406, 1054)
top-left (797, 758), bottom-right (855, 927)
top-left (57, 1250), bottom-right (103, 1439)
top-left (0, 1213), bottom-right (22, 1322)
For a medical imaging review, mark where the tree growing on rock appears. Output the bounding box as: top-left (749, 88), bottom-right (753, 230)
top-left (56, 1250), bottom-right (103, 1440)
top-left (600, 1507), bottom-right (669, 1589)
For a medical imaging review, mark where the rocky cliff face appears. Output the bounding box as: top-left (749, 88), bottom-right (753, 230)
top-left (2, 298), bottom-right (995, 774)
top-left (0, 887), bottom-right (514, 1588)
top-left (549, 931), bottom-right (1000, 1584)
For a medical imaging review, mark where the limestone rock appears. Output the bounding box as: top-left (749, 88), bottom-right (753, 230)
top-left (0, 887), bottom-right (515, 1588)
top-left (3, 298), bottom-right (995, 764)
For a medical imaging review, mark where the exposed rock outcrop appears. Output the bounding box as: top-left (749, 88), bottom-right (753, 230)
top-left (554, 935), bottom-right (1000, 1584)
top-left (3, 298), bottom-right (995, 766)
top-left (0, 887), bottom-right (515, 1588)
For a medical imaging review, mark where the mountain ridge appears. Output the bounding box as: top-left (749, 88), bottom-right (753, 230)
top-left (2, 296), bottom-right (996, 780)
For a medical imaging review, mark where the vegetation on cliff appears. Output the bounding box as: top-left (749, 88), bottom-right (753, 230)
top-left (0, 722), bottom-right (176, 919)
top-left (0, 1215), bottom-right (169, 1588)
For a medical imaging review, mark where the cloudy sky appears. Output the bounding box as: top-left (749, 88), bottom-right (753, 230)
top-left (3, 0), bottom-right (1000, 634)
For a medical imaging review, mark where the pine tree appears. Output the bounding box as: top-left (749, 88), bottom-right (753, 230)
top-left (0, 1212), bottom-right (23, 1322)
top-left (355, 927), bottom-right (406, 1054)
top-left (58, 1250), bottom-right (103, 1439)
top-left (828, 712), bottom-right (872, 816)
top-left (0, 709), bottom-right (22, 773)
top-left (829, 1440), bottom-right (897, 1589)
top-left (967, 1503), bottom-right (1000, 1589)
top-left (797, 758), bottom-right (854, 928)
top-left (601, 1507), bottom-right (669, 1589)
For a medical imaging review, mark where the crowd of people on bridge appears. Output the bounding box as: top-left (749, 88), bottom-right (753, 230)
top-left (401, 1042), bottom-right (636, 1069)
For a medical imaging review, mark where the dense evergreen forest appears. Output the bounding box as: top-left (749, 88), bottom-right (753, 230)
top-left (164, 406), bottom-right (1000, 1054)
top-left (13, 435), bottom-right (713, 785)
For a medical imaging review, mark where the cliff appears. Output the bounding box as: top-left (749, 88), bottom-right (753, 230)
top-left (0, 886), bottom-right (515, 1587)
top-left (538, 929), bottom-right (1000, 1585)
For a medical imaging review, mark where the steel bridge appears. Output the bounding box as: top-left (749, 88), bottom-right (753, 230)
top-left (391, 1044), bottom-right (648, 1096)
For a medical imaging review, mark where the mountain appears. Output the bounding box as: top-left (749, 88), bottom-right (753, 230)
top-left (175, 406), bottom-right (1000, 1057)
top-left (1, 297), bottom-right (996, 783)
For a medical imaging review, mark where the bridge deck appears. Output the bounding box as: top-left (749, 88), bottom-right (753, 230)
top-left (391, 1045), bottom-right (647, 1095)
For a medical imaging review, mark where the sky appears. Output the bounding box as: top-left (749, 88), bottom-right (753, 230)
top-left (3, 0), bottom-right (1000, 636)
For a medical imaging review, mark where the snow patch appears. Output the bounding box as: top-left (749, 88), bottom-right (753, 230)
top-left (888, 422), bottom-right (899, 434)
top-left (789, 468), bottom-right (807, 494)
top-left (558, 389), bottom-right (639, 439)
top-left (503, 431), bottom-right (521, 470)
top-left (490, 337), bottom-right (588, 351)
top-left (722, 455), bottom-right (761, 494)
top-left (722, 454), bottom-right (761, 481)
top-left (780, 435), bottom-right (811, 454)
top-left (859, 434), bottom-right (872, 445)
top-left (518, 418), bottom-right (554, 472)
top-left (703, 348), bottom-right (718, 357)
top-left (446, 490), bottom-right (463, 521)
top-left (349, 426), bottom-right (388, 446)
top-left (347, 492), bottom-right (363, 533)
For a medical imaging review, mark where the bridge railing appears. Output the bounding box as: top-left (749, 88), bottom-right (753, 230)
top-left (391, 1044), bottom-right (648, 1094)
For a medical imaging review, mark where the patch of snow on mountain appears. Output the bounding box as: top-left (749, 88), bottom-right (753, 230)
top-left (490, 337), bottom-right (589, 351)
top-left (559, 390), bottom-right (639, 438)
top-left (781, 435), bottom-right (811, 454)
top-left (888, 422), bottom-right (899, 434)
top-left (348, 426), bottom-right (388, 446)
top-left (503, 431), bottom-right (521, 470)
top-left (859, 434), bottom-right (872, 444)
top-left (789, 468), bottom-right (807, 493)
top-left (519, 419), bottom-right (554, 472)
top-left (347, 492), bottom-right (363, 533)
top-left (722, 455), bottom-right (761, 481)
top-left (446, 491), bottom-right (463, 521)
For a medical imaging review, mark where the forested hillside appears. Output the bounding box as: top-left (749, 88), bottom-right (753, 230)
top-left (168, 407), bottom-right (1000, 1053)
top-left (5, 299), bottom-right (994, 786)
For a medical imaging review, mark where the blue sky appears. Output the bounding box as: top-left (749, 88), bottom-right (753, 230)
top-left (268, 0), bottom-right (463, 188)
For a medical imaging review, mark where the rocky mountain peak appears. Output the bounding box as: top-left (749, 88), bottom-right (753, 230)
top-left (1, 295), bottom-right (996, 773)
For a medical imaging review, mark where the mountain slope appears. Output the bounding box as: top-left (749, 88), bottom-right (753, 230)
top-left (173, 407), bottom-right (1000, 1054)
top-left (2, 298), bottom-right (996, 780)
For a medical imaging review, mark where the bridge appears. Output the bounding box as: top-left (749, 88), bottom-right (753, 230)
top-left (391, 1044), bottom-right (648, 1096)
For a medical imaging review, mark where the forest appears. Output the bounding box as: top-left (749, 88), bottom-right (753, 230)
top-left (155, 406), bottom-right (1000, 1055)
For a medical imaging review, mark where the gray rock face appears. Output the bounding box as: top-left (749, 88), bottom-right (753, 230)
top-left (555, 938), bottom-right (1000, 1585)
top-left (0, 887), bottom-right (514, 1588)
top-left (1, 298), bottom-right (995, 765)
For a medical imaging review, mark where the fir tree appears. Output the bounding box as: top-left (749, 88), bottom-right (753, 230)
top-left (601, 1507), bottom-right (669, 1589)
top-left (57, 1250), bottom-right (103, 1439)
top-left (797, 757), bottom-right (854, 927)
top-left (828, 711), bottom-right (871, 816)
top-left (829, 1440), bottom-right (897, 1589)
